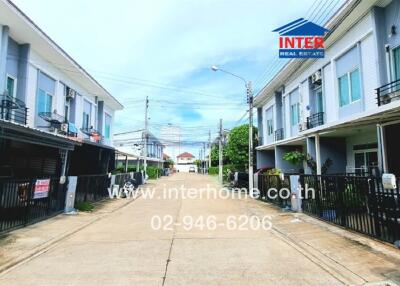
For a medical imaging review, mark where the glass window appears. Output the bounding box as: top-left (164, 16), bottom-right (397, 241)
top-left (350, 69), bottom-right (361, 102)
top-left (82, 100), bottom-right (92, 129)
top-left (316, 88), bottom-right (323, 113)
top-left (37, 89), bottom-right (52, 113)
top-left (394, 47), bottom-right (400, 81)
top-left (290, 103), bottom-right (300, 126)
top-left (338, 74), bottom-right (349, 107)
top-left (6, 76), bottom-right (16, 97)
top-left (267, 119), bottom-right (273, 135)
top-left (104, 113), bottom-right (112, 139)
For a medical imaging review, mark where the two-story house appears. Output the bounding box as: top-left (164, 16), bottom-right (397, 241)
top-left (0, 0), bottom-right (123, 178)
top-left (114, 130), bottom-right (165, 169)
top-left (255, 0), bottom-right (400, 176)
top-left (176, 152), bottom-right (197, 172)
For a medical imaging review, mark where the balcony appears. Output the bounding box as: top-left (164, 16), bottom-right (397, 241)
top-left (306, 112), bottom-right (324, 129)
top-left (275, 128), bottom-right (284, 141)
top-left (81, 126), bottom-right (102, 143)
top-left (376, 79), bottom-right (400, 106)
top-left (0, 95), bottom-right (28, 125)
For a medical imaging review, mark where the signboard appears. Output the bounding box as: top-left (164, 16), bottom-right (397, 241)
top-left (273, 18), bottom-right (329, 59)
top-left (33, 179), bottom-right (50, 199)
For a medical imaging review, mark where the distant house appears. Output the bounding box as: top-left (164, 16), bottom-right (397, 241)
top-left (113, 130), bottom-right (165, 169)
top-left (176, 152), bottom-right (196, 172)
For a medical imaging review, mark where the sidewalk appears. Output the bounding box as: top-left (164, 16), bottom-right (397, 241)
top-left (0, 196), bottom-right (139, 274)
top-left (247, 199), bottom-right (400, 285)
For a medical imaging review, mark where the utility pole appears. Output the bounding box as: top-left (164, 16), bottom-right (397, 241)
top-left (203, 142), bottom-right (206, 174)
top-left (218, 119), bottom-right (223, 184)
top-left (247, 81), bottom-right (254, 192)
top-left (143, 96), bottom-right (149, 176)
top-left (208, 130), bottom-right (211, 169)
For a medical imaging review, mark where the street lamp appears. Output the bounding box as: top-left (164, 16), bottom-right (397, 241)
top-left (210, 65), bottom-right (254, 193)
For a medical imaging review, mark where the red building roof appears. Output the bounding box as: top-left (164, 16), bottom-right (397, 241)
top-left (177, 152), bottom-right (194, 158)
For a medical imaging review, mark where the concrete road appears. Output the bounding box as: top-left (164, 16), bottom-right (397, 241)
top-left (0, 173), bottom-right (398, 286)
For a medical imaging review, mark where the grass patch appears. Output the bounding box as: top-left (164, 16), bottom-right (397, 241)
top-left (75, 202), bottom-right (94, 212)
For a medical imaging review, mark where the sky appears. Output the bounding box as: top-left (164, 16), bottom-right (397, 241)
top-left (12, 0), bottom-right (341, 159)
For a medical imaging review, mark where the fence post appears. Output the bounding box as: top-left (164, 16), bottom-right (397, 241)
top-left (290, 175), bottom-right (301, 211)
top-left (110, 175), bottom-right (116, 190)
top-left (65, 176), bottom-right (77, 213)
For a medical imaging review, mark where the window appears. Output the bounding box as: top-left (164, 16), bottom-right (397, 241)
top-left (6, 75), bottom-right (16, 97)
top-left (104, 113), bottom-right (112, 139)
top-left (37, 89), bottom-right (52, 114)
top-left (290, 103), bottom-right (300, 126)
top-left (338, 68), bottom-right (361, 107)
top-left (82, 100), bottom-right (92, 130)
top-left (350, 69), bottom-right (361, 101)
top-left (354, 150), bottom-right (378, 175)
top-left (315, 88), bottom-right (323, 113)
top-left (65, 100), bottom-right (70, 122)
top-left (393, 46), bottom-right (400, 81)
top-left (266, 119), bottom-right (273, 135)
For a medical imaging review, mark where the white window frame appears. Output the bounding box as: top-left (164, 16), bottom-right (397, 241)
top-left (104, 112), bottom-right (112, 139)
top-left (353, 148), bottom-right (378, 171)
top-left (6, 74), bottom-right (17, 98)
top-left (82, 99), bottom-right (92, 130)
top-left (338, 67), bottom-right (361, 107)
top-left (390, 44), bottom-right (400, 82)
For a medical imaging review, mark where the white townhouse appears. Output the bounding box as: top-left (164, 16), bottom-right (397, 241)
top-left (113, 130), bottom-right (165, 169)
top-left (0, 0), bottom-right (123, 178)
top-left (255, 0), bottom-right (400, 177)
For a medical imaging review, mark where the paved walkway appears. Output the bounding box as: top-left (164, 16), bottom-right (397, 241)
top-left (0, 173), bottom-right (399, 286)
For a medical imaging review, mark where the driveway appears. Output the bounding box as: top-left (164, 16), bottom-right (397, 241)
top-left (0, 173), bottom-right (399, 286)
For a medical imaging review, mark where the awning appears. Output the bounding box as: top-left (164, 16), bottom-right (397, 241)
top-left (0, 120), bottom-right (79, 150)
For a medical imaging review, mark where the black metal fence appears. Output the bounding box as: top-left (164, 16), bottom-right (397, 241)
top-left (258, 174), bottom-right (291, 208)
top-left (0, 104), bottom-right (28, 125)
top-left (275, 128), bottom-right (284, 141)
top-left (376, 78), bottom-right (400, 106)
top-left (75, 174), bottom-right (110, 204)
top-left (306, 112), bottom-right (324, 129)
top-left (301, 175), bottom-right (400, 244)
top-left (0, 177), bottom-right (67, 233)
top-left (114, 173), bottom-right (132, 187)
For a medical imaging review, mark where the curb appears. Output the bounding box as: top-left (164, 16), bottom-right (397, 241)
top-left (0, 195), bottom-right (141, 276)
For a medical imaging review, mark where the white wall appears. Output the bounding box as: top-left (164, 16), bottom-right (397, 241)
top-left (25, 49), bottom-right (117, 146)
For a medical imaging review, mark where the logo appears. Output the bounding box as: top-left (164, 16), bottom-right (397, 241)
top-left (273, 18), bottom-right (329, 59)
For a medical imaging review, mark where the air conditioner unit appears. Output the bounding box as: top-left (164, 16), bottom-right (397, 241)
top-left (298, 122), bottom-right (307, 132)
top-left (60, 123), bottom-right (68, 133)
top-left (66, 87), bottom-right (76, 101)
top-left (311, 71), bottom-right (322, 84)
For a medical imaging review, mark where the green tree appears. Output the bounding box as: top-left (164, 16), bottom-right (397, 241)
top-left (225, 124), bottom-right (258, 171)
top-left (210, 145), bottom-right (229, 166)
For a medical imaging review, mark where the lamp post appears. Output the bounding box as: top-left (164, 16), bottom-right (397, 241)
top-left (210, 66), bottom-right (254, 193)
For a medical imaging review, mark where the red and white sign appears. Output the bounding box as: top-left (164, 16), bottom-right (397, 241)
top-left (33, 179), bottom-right (50, 199)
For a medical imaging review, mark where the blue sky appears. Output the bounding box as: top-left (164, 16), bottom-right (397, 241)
top-left (12, 0), bottom-right (341, 158)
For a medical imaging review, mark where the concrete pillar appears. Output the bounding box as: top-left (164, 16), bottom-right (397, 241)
top-left (97, 101), bottom-right (104, 133)
top-left (65, 176), bottom-right (77, 213)
top-left (315, 134), bottom-right (322, 175)
top-left (0, 25), bottom-right (9, 93)
top-left (290, 175), bottom-right (301, 211)
top-left (377, 124), bottom-right (387, 173)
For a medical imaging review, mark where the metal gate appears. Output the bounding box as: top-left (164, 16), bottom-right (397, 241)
top-left (300, 175), bottom-right (400, 244)
top-left (259, 174), bottom-right (291, 208)
top-left (0, 177), bottom-right (67, 233)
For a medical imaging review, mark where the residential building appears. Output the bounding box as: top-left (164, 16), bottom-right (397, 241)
top-left (255, 0), bottom-right (400, 176)
top-left (0, 0), bottom-right (123, 178)
top-left (113, 130), bottom-right (165, 169)
top-left (176, 152), bottom-right (197, 172)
